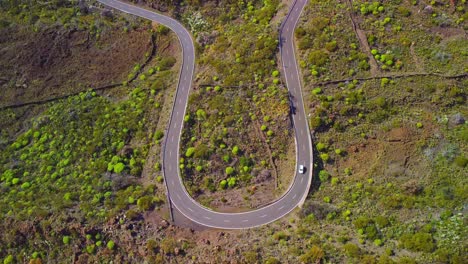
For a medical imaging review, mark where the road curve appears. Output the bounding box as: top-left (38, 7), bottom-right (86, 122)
top-left (98, 0), bottom-right (313, 229)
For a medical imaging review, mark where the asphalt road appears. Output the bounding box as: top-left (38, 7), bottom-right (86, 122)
top-left (97, 0), bottom-right (312, 229)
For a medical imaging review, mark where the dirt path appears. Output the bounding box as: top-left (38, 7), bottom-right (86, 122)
top-left (312, 72), bottom-right (468, 86)
top-left (345, 0), bottom-right (380, 76)
top-left (254, 119), bottom-right (279, 188)
top-left (410, 42), bottom-right (426, 72)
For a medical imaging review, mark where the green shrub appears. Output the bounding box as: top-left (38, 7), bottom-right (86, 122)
top-left (185, 147), bottom-right (195, 157)
top-left (227, 177), bottom-right (236, 188)
top-left (86, 244), bottom-right (95, 254)
top-left (344, 167), bottom-right (352, 175)
top-left (374, 239), bottom-right (383, 246)
top-left (3, 255), bottom-right (13, 264)
top-left (359, 60), bottom-right (370, 70)
top-left (312, 87), bottom-right (322, 95)
top-left (219, 180), bottom-right (227, 189)
top-left (232, 146), bottom-right (239, 155)
top-left (196, 109), bottom-right (207, 120)
top-left (113, 163), bottom-right (125, 174)
top-left (154, 162), bottom-right (161, 171)
top-left (225, 167), bottom-right (234, 175)
top-left (316, 142), bottom-right (327, 151)
top-left (154, 130), bottom-right (164, 141)
top-left (319, 170), bottom-right (330, 182)
top-left (331, 177), bottom-right (339, 185)
top-left (107, 240), bottom-right (116, 250)
top-left (62, 236), bottom-right (71, 245)
top-left (320, 153), bottom-right (330, 162)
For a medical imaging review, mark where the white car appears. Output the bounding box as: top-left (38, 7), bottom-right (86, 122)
top-left (298, 165), bottom-right (305, 174)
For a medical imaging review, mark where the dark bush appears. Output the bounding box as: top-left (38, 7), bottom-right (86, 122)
top-left (399, 232), bottom-right (435, 253)
top-left (308, 50), bottom-right (328, 67)
top-left (137, 196), bottom-right (154, 211)
top-left (159, 57), bottom-right (176, 70)
top-left (343, 243), bottom-right (361, 258)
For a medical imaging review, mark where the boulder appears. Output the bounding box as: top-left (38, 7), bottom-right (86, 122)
top-left (423, 5), bottom-right (433, 14)
top-left (449, 113), bottom-right (465, 126)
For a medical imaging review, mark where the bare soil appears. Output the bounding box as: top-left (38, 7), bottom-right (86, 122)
top-left (338, 125), bottom-right (431, 188)
top-left (0, 25), bottom-right (152, 106)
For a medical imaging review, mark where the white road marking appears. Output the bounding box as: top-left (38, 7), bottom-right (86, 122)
top-left (171, 180), bottom-right (174, 186)
top-left (171, 136), bottom-right (174, 143)
top-left (99, 0), bottom-right (312, 230)
top-left (187, 207), bottom-right (194, 212)
top-left (169, 150), bottom-right (172, 157)
top-left (242, 219), bottom-right (249, 222)
top-left (223, 219), bottom-right (231, 223)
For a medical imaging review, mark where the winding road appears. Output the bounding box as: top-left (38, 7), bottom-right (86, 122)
top-left (98, 0), bottom-right (312, 229)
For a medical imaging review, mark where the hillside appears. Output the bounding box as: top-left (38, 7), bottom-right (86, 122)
top-left (0, 0), bottom-right (466, 263)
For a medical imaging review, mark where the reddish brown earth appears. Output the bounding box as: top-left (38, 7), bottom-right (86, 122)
top-left (0, 26), bottom-right (152, 106)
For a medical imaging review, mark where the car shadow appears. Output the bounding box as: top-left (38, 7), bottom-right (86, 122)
top-left (308, 142), bottom-right (323, 196)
